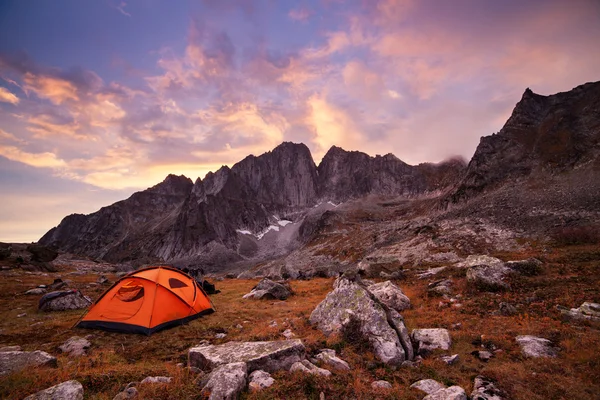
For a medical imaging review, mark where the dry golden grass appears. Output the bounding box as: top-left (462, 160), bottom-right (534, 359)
top-left (0, 243), bottom-right (599, 399)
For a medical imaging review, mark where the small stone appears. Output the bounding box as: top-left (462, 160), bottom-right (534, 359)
top-left (248, 370), bottom-right (274, 391)
top-left (470, 375), bottom-right (507, 400)
top-left (412, 328), bottom-right (451, 356)
top-left (215, 333), bottom-right (227, 339)
top-left (59, 336), bottom-right (91, 357)
top-left (410, 379), bottom-right (446, 395)
top-left (282, 329), bottom-right (295, 339)
top-left (498, 302), bottom-right (517, 316)
top-left (25, 288), bottom-right (47, 295)
top-left (235, 324), bottom-right (243, 329)
top-left (113, 387), bottom-right (138, 400)
top-left (516, 335), bottom-right (558, 358)
top-left (423, 386), bottom-right (467, 400)
top-left (472, 350), bottom-right (493, 362)
top-left (140, 376), bottom-right (172, 384)
top-left (17, 313), bottom-right (27, 318)
top-left (316, 349), bottom-right (350, 371)
top-left (290, 360), bottom-right (331, 377)
top-left (371, 380), bottom-right (392, 389)
top-left (441, 354), bottom-right (459, 365)
top-left (269, 321), bottom-right (278, 328)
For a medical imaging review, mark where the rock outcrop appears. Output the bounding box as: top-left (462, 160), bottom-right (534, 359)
top-left (309, 274), bottom-right (413, 365)
top-left (38, 290), bottom-right (92, 312)
top-left (188, 340), bottom-right (305, 373)
top-left (516, 335), bottom-right (558, 358)
top-left (199, 362), bottom-right (247, 400)
top-left (0, 350), bottom-right (57, 376)
top-left (367, 281), bottom-right (411, 311)
top-left (242, 278), bottom-right (292, 300)
top-left (411, 329), bottom-right (452, 356)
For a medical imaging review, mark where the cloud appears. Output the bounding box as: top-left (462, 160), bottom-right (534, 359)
top-left (113, 1), bottom-right (131, 17)
top-left (0, 128), bottom-right (27, 145)
top-left (0, 145), bottom-right (66, 168)
top-left (288, 7), bottom-right (313, 22)
top-left (0, 87), bottom-right (19, 104)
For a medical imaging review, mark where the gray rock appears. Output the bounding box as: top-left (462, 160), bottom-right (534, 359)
top-left (427, 279), bottom-right (453, 296)
top-left (59, 336), bottom-right (91, 357)
top-left (39, 290), bottom-right (92, 312)
top-left (516, 335), bottom-right (558, 358)
top-left (24, 380), bottom-right (83, 400)
top-left (410, 379), bottom-right (446, 395)
top-left (460, 255), bottom-right (504, 269)
top-left (315, 349), bottom-right (350, 371)
top-left (281, 329), bottom-right (295, 339)
top-left (140, 376), bottom-right (172, 384)
top-left (423, 386), bottom-right (467, 400)
top-left (559, 302), bottom-right (600, 322)
top-left (505, 258), bottom-right (542, 276)
top-left (371, 380), bottom-right (392, 389)
top-left (417, 267), bottom-right (447, 279)
top-left (411, 329), bottom-right (451, 356)
top-left (215, 333), bottom-right (227, 339)
top-left (289, 360), bottom-right (331, 377)
top-left (200, 362), bottom-right (247, 400)
top-left (189, 340), bottom-right (305, 373)
top-left (473, 350), bottom-right (493, 362)
top-left (309, 275), bottom-right (412, 365)
top-left (47, 278), bottom-right (68, 291)
top-left (248, 370), bottom-right (274, 391)
top-left (367, 281), bottom-right (411, 311)
top-left (0, 346), bottom-right (21, 352)
top-left (0, 350), bottom-right (57, 376)
top-left (242, 278), bottom-right (292, 300)
top-left (26, 288), bottom-right (47, 295)
top-left (357, 256), bottom-right (401, 278)
top-left (17, 313), bottom-right (27, 318)
top-left (112, 387), bottom-right (138, 400)
top-left (97, 275), bottom-right (109, 284)
top-left (470, 376), bottom-right (507, 400)
top-left (440, 354), bottom-right (459, 365)
top-left (498, 302), bottom-right (517, 316)
top-left (466, 260), bottom-right (511, 291)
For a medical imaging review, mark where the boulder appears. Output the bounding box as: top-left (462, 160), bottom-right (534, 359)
top-left (423, 386), bottom-right (467, 400)
top-left (411, 329), bottom-right (451, 356)
top-left (112, 387), bottom-right (138, 400)
top-left (472, 350), bottom-right (493, 362)
top-left (199, 362), bottom-right (247, 400)
top-left (516, 335), bottom-right (558, 358)
top-left (505, 258), bottom-right (542, 276)
top-left (39, 290), bottom-right (92, 312)
top-left (371, 380), bottom-right (392, 389)
top-left (427, 279), bottom-right (453, 296)
top-left (0, 346), bottom-right (21, 352)
top-left (0, 350), bottom-right (57, 376)
top-left (357, 256), bottom-right (401, 278)
top-left (315, 349), bottom-right (350, 371)
top-left (59, 336), bottom-right (91, 357)
top-left (289, 360), bottom-right (331, 377)
top-left (461, 255), bottom-right (504, 269)
top-left (24, 380), bottom-right (83, 400)
top-left (410, 379), bottom-right (446, 395)
top-left (26, 244), bottom-right (58, 263)
top-left (189, 340), bottom-right (305, 373)
top-left (417, 267), bottom-right (447, 279)
top-left (248, 370), bottom-right (274, 392)
top-left (26, 288), bottom-right (47, 295)
top-left (242, 278), bottom-right (292, 300)
top-left (498, 302), bottom-right (517, 316)
top-left (466, 261), bottom-right (511, 291)
top-left (470, 376), bottom-right (507, 400)
top-left (140, 376), bottom-right (172, 384)
top-left (367, 281), bottom-right (411, 311)
top-left (47, 279), bottom-right (68, 291)
top-left (559, 302), bottom-right (600, 322)
top-left (309, 274), bottom-right (412, 365)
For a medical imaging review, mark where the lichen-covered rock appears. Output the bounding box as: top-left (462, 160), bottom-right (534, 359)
top-left (423, 386), bottom-right (467, 400)
top-left (440, 354), bottom-right (459, 365)
top-left (39, 290), bottom-right (91, 312)
top-left (248, 370), bottom-right (274, 391)
top-left (516, 335), bottom-right (558, 358)
top-left (559, 302), bottom-right (600, 322)
top-left (189, 340), bottom-right (305, 373)
top-left (411, 329), bottom-right (451, 356)
top-left (371, 380), bottom-right (392, 389)
top-left (112, 387), bottom-right (138, 400)
top-left (200, 362), bottom-right (247, 400)
top-left (367, 281), bottom-right (411, 311)
top-left (242, 278), bottom-right (292, 300)
top-left (0, 350), bottom-right (57, 376)
top-left (466, 261), bottom-right (511, 291)
top-left (470, 376), bottom-right (507, 400)
top-left (410, 379), bottom-right (446, 395)
top-left (59, 336), bottom-right (91, 357)
top-left (140, 376), bottom-right (172, 384)
top-left (505, 258), bottom-right (542, 276)
top-left (417, 267), bottom-right (447, 279)
top-left (427, 279), bottom-right (453, 296)
top-left (24, 380), bottom-right (83, 400)
top-left (315, 349), bottom-right (350, 371)
top-left (289, 360), bottom-right (331, 377)
top-left (309, 275), bottom-right (412, 365)
top-left (26, 288), bottom-right (47, 295)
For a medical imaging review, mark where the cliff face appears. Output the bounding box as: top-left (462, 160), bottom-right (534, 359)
top-left (448, 82), bottom-right (600, 203)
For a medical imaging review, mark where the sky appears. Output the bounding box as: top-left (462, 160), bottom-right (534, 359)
top-left (0, 0), bottom-right (599, 242)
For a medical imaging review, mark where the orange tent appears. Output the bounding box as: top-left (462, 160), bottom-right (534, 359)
top-left (77, 266), bottom-right (214, 335)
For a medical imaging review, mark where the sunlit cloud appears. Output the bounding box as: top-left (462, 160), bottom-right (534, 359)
top-left (288, 7), bottom-right (313, 23)
top-left (0, 145), bottom-right (66, 168)
top-left (0, 86), bottom-right (19, 104)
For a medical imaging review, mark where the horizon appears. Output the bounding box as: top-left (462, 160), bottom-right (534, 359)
top-left (1, 0), bottom-right (600, 242)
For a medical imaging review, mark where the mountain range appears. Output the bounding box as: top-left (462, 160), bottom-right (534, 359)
top-left (39, 81), bottom-right (600, 275)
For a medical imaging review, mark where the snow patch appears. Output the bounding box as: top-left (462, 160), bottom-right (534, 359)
top-left (277, 220), bottom-right (293, 227)
top-left (257, 225), bottom-right (280, 240)
top-left (236, 230), bottom-right (252, 235)
top-left (327, 201), bottom-right (340, 207)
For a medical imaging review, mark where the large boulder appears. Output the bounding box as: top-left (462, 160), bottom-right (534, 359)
top-left (39, 290), bottom-right (91, 312)
top-left (516, 335), bottom-right (558, 358)
top-left (59, 336), bottom-right (91, 357)
top-left (0, 350), bottom-right (57, 376)
top-left (367, 281), bottom-right (411, 311)
top-left (423, 386), bottom-right (467, 400)
top-left (242, 278), bottom-right (292, 300)
top-left (309, 274), bottom-right (412, 365)
top-left (411, 329), bottom-right (451, 356)
top-left (559, 302), bottom-right (600, 322)
top-left (199, 362), bottom-right (247, 400)
top-left (24, 380), bottom-right (83, 400)
top-left (470, 376), bottom-right (507, 400)
top-left (461, 255), bottom-right (504, 269)
top-left (505, 258), bottom-right (542, 276)
top-left (427, 279), bottom-right (453, 297)
top-left (357, 256), bottom-right (402, 278)
top-left (189, 340), bottom-right (305, 373)
top-left (466, 257), bottom-right (511, 291)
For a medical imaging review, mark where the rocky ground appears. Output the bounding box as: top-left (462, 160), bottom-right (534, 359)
top-left (0, 240), bottom-right (599, 399)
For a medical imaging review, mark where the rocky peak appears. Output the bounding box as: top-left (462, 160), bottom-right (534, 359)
top-left (148, 174), bottom-right (193, 196)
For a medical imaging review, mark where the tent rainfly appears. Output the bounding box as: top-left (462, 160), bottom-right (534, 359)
top-left (76, 266), bottom-right (214, 335)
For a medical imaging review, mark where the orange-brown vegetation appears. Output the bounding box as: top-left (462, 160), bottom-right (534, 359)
top-left (0, 242), bottom-right (599, 399)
